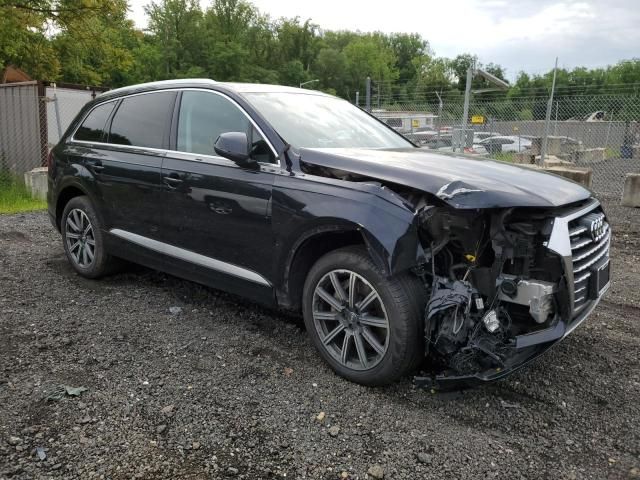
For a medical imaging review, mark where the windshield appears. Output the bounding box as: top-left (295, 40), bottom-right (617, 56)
top-left (244, 92), bottom-right (414, 149)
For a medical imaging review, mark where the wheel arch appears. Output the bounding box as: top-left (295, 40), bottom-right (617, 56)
top-left (276, 216), bottom-right (422, 311)
top-left (55, 184), bottom-right (89, 231)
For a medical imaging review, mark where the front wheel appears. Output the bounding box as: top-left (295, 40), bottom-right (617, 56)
top-left (302, 246), bottom-right (425, 386)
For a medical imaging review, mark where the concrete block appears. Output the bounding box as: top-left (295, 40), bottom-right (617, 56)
top-left (544, 166), bottom-right (593, 188)
top-left (621, 174), bottom-right (640, 207)
top-left (574, 148), bottom-right (605, 163)
top-left (560, 138), bottom-right (582, 155)
top-left (513, 152), bottom-right (535, 164)
top-left (530, 136), bottom-right (564, 156)
top-left (541, 155), bottom-right (574, 169)
top-left (23, 167), bottom-right (48, 201)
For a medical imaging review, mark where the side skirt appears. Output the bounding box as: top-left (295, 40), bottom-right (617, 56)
top-left (104, 229), bottom-right (277, 307)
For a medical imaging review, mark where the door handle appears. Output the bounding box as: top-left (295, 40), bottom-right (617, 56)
top-left (89, 161), bottom-right (105, 172)
top-left (163, 174), bottom-right (184, 188)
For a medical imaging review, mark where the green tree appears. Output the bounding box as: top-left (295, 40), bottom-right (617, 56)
top-left (0, 0), bottom-right (127, 81)
top-left (343, 35), bottom-right (398, 100)
top-left (53, 1), bottom-right (138, 86)
top-left (145, 0), bottom-right (205, 78)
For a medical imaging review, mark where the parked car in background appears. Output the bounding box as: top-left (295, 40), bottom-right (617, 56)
top-left (404, 129), bottom-right (438, 145)
top-left (423, 135), bottom-right (453, 149)
top-left (478, 135), bottom-right (532, 153)
top-left (48, 79), bottom-right (611, 389)
top-left (473, 132), bottom-right (503, 143)
top-left (436, 144), bottom-right (488, 156)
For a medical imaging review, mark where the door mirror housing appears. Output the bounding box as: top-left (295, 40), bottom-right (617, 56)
top-left (214, 132), bottom-right (254, 166)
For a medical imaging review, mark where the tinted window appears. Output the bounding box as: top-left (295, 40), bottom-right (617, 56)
top-left (108, 92), bottom-right (176, 148)
top-left (74, 102), bottom-right (115, 142)
top-left (177, 91), bottom-right (274, 163)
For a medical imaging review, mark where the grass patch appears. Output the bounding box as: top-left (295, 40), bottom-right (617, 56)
top-left (605, 147), bottom-right (620, 160)
top-left (492, 151), bottom-right (516, 163)
top-left (0, 174), bottom-right (47, 214)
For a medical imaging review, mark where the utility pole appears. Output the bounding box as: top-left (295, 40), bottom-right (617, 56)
top-left (365, 77), bottom-right (371, 112)
top-left (540, 57), bottom-right (558, 166)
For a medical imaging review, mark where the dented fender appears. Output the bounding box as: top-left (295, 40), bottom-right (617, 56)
top-left (272, 170), bottom-right (424, 297)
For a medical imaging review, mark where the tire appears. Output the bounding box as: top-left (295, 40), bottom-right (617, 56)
top-left (302, 245), bottom-right (425, 386)
top-left (61, 195), bottom-right (119, 278)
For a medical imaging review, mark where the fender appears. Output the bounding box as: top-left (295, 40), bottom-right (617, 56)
top-left (272, 172), bottom-right (425, 308)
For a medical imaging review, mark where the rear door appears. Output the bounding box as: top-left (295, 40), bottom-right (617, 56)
top-left (159, 89), bottom-right (278, 287)
top-left (93, 91), bottom-right (176, 238)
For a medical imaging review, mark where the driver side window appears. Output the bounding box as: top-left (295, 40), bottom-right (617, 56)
top-left (177, 90), bottom-right (275, 163)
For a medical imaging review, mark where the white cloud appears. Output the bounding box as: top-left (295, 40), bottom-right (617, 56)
top-left (127, 0), bottom-right (639, 77)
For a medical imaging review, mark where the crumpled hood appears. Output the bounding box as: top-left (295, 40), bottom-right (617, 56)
top-left (299, 147), bottom-right (592, 209)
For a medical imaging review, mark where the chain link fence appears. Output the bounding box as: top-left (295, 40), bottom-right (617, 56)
top-left (1, 83), bottom-right (639, 208)
top-left (370, 93), bottom-right (640, 201)
top-left (0, 82), bottom-right (103, 188)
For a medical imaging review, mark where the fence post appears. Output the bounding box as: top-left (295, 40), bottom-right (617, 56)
top-left (435, 91), bottom-right (443, 148)
top-left (540, 57), bottom-right (558, 165)
top-left (53, 88), bottom-right (63, 139)
top-left (355, 91), bottom-right (359, 107)
top-left (365, 77), bottom-right (371, 112)
top-left (458, 65), bottom-right (473, 152)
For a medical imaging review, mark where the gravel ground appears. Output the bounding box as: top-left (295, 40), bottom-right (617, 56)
top-left (1, 210), bottom-right (639, 480)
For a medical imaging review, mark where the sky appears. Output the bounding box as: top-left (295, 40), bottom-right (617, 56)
top-left (127, 0), bottom-right (639, 80)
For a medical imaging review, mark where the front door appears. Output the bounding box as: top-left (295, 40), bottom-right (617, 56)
top-left (160, 89), bottom-right (279, 287)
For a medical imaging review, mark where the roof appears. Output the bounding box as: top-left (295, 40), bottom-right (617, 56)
top-left (99, 78), bottom-right (328, 100)
top-left (1, 65), bottom-right (32, 83)
top-left (219, 82), bottom-right (328, 95)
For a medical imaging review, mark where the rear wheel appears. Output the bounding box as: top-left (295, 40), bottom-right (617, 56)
top-left (302, 246), bottom-right (425, 386)
top-left (61, 196), bottom-right (119, 278)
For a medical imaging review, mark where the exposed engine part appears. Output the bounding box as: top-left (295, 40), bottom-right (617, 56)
top-left (417, 204), bottom-right (567, 384)
top-left (426, 277), bottom-right (475, 356)
top-left (425, 276), bottom-right (514, 375)
top-left (499, 278), bottom-right (518, 297)
top-left (497, 274), bottom-right (556, 324)
top-left (482, 310), bottom-right (500, 333)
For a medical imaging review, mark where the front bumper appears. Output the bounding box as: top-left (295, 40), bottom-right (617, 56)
top-left (414, 281), bottom-right (610, 390)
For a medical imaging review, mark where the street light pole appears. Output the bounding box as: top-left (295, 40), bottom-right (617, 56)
top-left (300, 79), bottom-right (320, 88)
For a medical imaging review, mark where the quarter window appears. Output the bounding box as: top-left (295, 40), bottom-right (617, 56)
top-left (108, 92), bottom-right (176, 148)
top-left (177, 91), bottom-right (275, 163)
top-left (74, 102), bottom-right (115, 142)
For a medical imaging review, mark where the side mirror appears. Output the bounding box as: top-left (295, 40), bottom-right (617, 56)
top-left (214, 132), bottom-right (254, 166)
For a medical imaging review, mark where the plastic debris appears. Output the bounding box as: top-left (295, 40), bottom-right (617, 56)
top-left (45, 385), bottom-right (89, 402)
top-left (36, 446), bottom-right (46, 461)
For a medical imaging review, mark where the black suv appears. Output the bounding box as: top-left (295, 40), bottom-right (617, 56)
top-left (48, 79), bottom-right (611, 388)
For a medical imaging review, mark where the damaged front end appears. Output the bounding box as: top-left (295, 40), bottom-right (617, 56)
top-left (295, 149), bottom-right (610, 389)
top-left (411, 197), bottom-right (611, 390)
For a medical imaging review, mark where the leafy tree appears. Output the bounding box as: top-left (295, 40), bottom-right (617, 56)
top-left (1, 0), bottom-right (638, 103)
top-left (53, 1), bottom-right (138, 85)
top-left (343, 35), bottom-right (398, 99)
top-left (0, 0), bottom-right (127, 81)
top-left (145, 0), bottom-right (205, 78)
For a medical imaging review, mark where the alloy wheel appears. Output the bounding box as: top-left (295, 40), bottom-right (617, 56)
top-left (65, 208), bottom-right (96, 268)
top-left (312, 269), bottom-right (390, 371)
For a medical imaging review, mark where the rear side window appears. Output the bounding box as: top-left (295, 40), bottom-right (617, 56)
top-left (74, 102), bottom-right (115, 142)
top-left (108, 92), bottom-right (176, 148)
